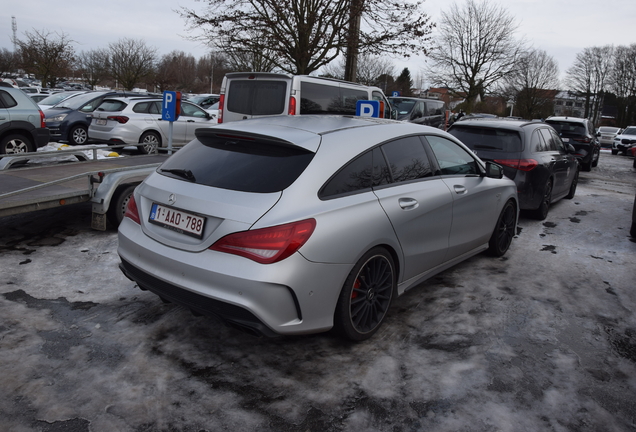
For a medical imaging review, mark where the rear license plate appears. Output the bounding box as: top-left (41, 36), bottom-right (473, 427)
top-left (96, 119), bottom-right (107, 126)
top-left (149, 203), bottom-right (205, 238)
top-left (562, 137), bottom-right (570, 143)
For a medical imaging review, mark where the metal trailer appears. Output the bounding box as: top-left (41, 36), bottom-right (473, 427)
top-left (0, 145), bottom-right (168, 230)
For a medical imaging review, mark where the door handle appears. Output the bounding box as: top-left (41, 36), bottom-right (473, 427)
top-left (398, 198), bottom-right (419, 210)
top-left (453, 185), bottom-right (467, 194)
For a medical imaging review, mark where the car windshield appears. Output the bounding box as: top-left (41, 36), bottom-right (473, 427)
top-left (448, 126), bottom-right (523, 152)
top-left (622, 127), bottom-right (636, 136)
top-left (55, 92), bottom-right (105, 109)
top-left (546, 121), bottom-right (587, 137)
top-left (38, 92), bottom-right (80, 106)
top-left (390, 99), bottom-right (416, 116)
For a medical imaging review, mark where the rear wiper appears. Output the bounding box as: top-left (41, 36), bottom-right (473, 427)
top-left (159, 168), bottom-right (196, 182)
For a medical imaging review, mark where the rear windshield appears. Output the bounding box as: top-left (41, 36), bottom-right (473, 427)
top-left (226, 80), bottom-right (287, 116)
top-left (96, 100), bottom-right (127, 112)
top-left (447, 126), bottom-right (522, 153)
top-left (300, 82), bottom-right (367, 115)
top-left (157, 130), bottom-right (314, 193)
top-left (546, 121), bottom-right (586, 137)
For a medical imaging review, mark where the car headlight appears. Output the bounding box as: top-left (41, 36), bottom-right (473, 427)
top-left (46, 114), bottom-right (68, 122)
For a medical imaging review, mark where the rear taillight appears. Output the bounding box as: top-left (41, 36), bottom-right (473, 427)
top-left (288, 96), bottom-right (297, 115)
top-left (107, 116), bottom-right (129, 124)
top-left (209, 219), bottom-right (316, 264)
top-left (39, 110), bottom-right (46, 128)
top-left (124, 195), bottom-right (140, 224)
top-left (573, 137), bottom-right (591, 143)
top-left (494, 158), bottom-right (538, 172)
top-left (218, 94), bottom-right (225, 123)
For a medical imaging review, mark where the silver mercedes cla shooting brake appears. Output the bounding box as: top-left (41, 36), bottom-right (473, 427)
top-left (118, 115), bottom-right (518, 341)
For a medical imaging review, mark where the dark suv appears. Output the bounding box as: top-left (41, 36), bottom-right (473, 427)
top-left (448, 118), bottom-right (579, 220)
top-left (43, 90), bottom-right (157, 145)
top-left (545, 116), bottom-right (600, 171)
top-left (0, 86), bottom-right (50, 154)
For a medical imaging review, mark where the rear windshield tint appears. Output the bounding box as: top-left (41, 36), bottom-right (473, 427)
top-left (158, 130), bottom-right (314, 193)
top-left (546, 121), bottom-right (586, 136)
top-left (448, 126), bottom-right (522, 152)
top-left (226, 80), bottom-right (287, 116)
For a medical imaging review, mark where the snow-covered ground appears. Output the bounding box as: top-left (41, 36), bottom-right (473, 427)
top-left (1, 152), bottom-right (635, 431)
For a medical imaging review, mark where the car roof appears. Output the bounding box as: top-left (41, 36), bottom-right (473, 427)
top-left (546, 116), bottom-right (588, 123)
top-left (449, 117), bottom-right (544, 131)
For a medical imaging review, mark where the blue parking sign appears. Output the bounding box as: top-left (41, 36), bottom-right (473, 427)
top-left (162, 91), bottom-right (181, 121)
top-left (356, 100), bottom-right (380, 118)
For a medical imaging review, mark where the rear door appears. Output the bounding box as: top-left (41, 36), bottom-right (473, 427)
top-left (223, 74), bottom-right (290, 123)
top-left (373, 136), bottom-right (453, 281)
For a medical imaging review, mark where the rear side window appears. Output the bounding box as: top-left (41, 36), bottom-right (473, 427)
top-left (320, 148), bottom-right (390, 199)
top-left (158, 130), bottom-right (314, 193)
top-left (448, 126), bottom-right (522, 153)
top-left (97, 100), bottom-right (127, 112)
top-left (381, 136), bottom-right (434, 182)
top-left (133, 102), bottom-right (153, 113)
top-left (300, 82), bottom-right (367, 115)
top-left (227, 80), bottom-right (287, 116)
top-left (0, 91), bottom-right (17, 108)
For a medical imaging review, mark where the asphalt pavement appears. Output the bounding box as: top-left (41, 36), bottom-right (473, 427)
top-left (1, 151), bottom-right (635, 432)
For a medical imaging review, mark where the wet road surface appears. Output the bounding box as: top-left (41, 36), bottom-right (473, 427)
top-left (1, 151), bottom-right (635, 431)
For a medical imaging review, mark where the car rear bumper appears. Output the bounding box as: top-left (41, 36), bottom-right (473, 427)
top-left (33, 127), bottom-right (50, 148)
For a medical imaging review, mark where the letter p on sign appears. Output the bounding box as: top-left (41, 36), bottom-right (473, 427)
top-left (356, 100), bottom-right (380, 118)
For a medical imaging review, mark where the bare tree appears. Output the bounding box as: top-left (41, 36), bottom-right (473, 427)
top-left (504, 49), bottom-right (560, 120)
top-left (180, 0), bottom-right (432, 77)
top-left (425, 0), bottom-right (525, 110)
top-left (108, 38), bottom-right (157, 90)
top-left (15, 29), bottom-right (75, 87)
top-left (609, 44), bottom-right (636, 126)
top-left (0, 48), bottom-right (20, 77)
top-left (154, 51), bottom-right (198, 92)
top-left (566, 45), bottom-right (614, 123)
top-left (76, 49), bottom-right (110, 89)
top-left (196, 52), bottom-right (230, 94)
top-left (321, 54), bottom-right (395, 86)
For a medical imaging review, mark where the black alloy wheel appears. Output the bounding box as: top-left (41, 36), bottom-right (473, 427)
top-left (487, 200), bottom-right (516, 257)
top-left (334, 247), bottom-right (395, 341)
top-left (533, 179), bottom-right (553, 220)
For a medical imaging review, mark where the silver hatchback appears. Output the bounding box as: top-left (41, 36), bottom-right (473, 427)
top-left (118, 116), bottom-right (518, 340)
top-left (89, 97), bottom-right (216, 153)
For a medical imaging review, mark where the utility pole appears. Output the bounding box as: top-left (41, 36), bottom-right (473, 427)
top-left (11, 16), bottom-right (17, 52)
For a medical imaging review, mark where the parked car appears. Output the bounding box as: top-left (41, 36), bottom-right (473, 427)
top-left (187, 94), bottom-right (220, 110)
top-left (89, 96), bottom-right (217, 153)
top-left (448, 118), bottom-right (579, 220)
top-left (0, 86), bottom-right (50, 154)
top-left (43, 90), bottom-right (150, 145)
top-left (611, 126), bottom-right (636, 155)
top-left (388, 96), bottom-right (446, 128)
top-left (117, 115), bottom-right (518, 340)
top-left (218, 72), bottom-right (395, 123)
top-left (597, 126), bottom-right (622, 148)
top-left (544, 116), bottom-right (600, 171)
top-left (37, 91), bottom-right (85, 110)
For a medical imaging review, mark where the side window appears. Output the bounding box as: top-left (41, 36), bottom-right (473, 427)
top-left (532, 130), bottom-right (547, 152)
top-left (320, 147), bottom-right (391, 199)
top-left (181, 103), bottom-right (207, 117)
top-left (132, 102), bottom-right (150, 113)
top-left (149, 102), bottom-right (161, 114)
top-left (381, 136), bottom-right (434, 183)
top-left (550, 129), bottom-right (566, 152)
top-left (0, 91), bottom-right (17, 108)
top-left (539, 128), bottom-right (560, 151)
top-left (80, 98), bottom-right (102, 112)
top-left (426, 135), bottom-right (479, 175)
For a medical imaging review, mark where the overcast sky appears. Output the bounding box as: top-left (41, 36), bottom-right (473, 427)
top-left (2, 0), bottom-right (634, 86)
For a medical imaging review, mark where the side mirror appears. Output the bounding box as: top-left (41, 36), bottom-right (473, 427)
top-left (567, 144), bottom-right (576, 153)
top-left (485, 161), bottom-right (504, 179)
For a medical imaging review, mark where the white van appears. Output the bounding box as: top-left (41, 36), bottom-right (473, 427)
top-left (217, 72), bottom-right (395, 123)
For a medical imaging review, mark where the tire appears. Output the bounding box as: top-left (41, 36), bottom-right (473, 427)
top-left (69, 125), bottom-right (88, 145)
top-left (611, 149), bottom-right (618, 155)
top-left (591, 149), bottom-right (600, 167)
top-left (138, 131), bottom-right (161, 154)
top-left (532, 179), bottom-right (553, 220)
top-left (565, 169), bottom-right (579, 199)
top-left (333, 247), bottom-right (396, 341)
top-left (581, 157), bottom-right (592, 172)
top-left (487, 200), bottom-right (516, 257)
top-left (106, 184), bottom-right (136, 228)
top-left (0, 134), bottom-right (33, 154)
